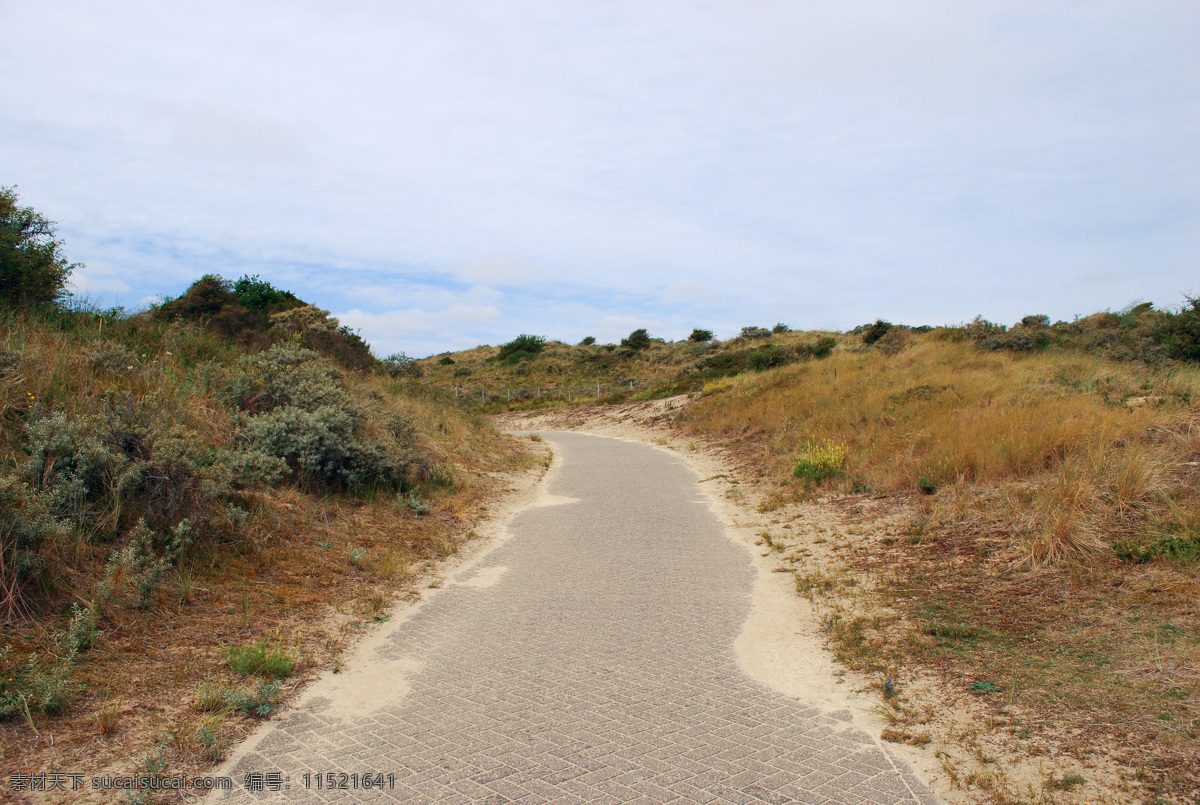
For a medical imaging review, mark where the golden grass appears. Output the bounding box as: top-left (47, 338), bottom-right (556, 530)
top-left (684, 337), bottom-right (1200, 564)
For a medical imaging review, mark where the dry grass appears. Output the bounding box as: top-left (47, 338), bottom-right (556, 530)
top-left (0, 308), bottom-right (535, 795)
top-left (678, 334), bottom-right (1200, 801)
top-left (683, 337), bottom-right (1200, 564)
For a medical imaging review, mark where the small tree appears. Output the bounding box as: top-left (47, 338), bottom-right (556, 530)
top-left (688, 328), bottom-right (714, 343)
top-left (862, 320), bottom-right (893, 345)
top-left (497, 334), bottom-right (547, 364)
top-left (578, 336), bottom-right (596, 346)
top-left (621, 328), bottom-right (651, 350)
top-left (0, 187), bottom-right (79, 307)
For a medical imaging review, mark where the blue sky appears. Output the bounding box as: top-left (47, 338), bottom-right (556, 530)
top-left (2, 1), bottom-right (1197, 357)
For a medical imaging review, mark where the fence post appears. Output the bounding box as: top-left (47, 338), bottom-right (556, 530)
top-left (455, 387), bottom-right (458, 399)
top-left (481, 387), bottom-right (485, 402)
top-left (597, 383), bottom-right (601, 396)
top-left (507, 388), bottom-right (511, 401)
top-left (537, 387), bottom-right (541, 399)
top-left (629, 380), bottom-right (633, 390)
top-left (568, 385), bottom-right (572, 401)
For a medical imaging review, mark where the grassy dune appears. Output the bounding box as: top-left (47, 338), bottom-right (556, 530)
top-left (681, 334), bottom-right (1200, 801)
top-left (0, 303), bottom-right (528, 781)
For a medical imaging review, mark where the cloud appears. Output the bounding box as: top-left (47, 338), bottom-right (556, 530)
top-left (1, 0), bottom-right (1196, 352)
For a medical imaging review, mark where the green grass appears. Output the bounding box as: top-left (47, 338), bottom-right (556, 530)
top-left (224, 639), bottom-right (295, 679)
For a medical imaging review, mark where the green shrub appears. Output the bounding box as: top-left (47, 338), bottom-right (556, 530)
top-left (394, 490), bottom-right (431, 515)
top-left (0, 186), bottom-right (78, 308)
top-left (231, 274), bottom-right (299, 314)
top-left (620, 328), bottom-right (652, 350)
top-left (437, 355), bottom-right (455, 365)
top-left (772, 323), bottom-right (790, 334)
top-left (688, 328), bottom-right (714, 343)
top-left (862, 320), bottom-right (892, 345)
top-left (0, 475), bottom-right (69, 618)
top-left (195, 679), bottom-right (283, 718)
top-left (0, 645), bottom-right (79, 720)
top-left (811, 336), bottom-right (837, 358)
top-left (740, 326), bottom-right (771, 339)
top-left (226, 346), bottom-right (415, 491)
top-left (578, 336), bottom-right (596, 346)
top-left (496, 334), bottom-right (547, 364)
top-left (224, 638), bottom-right (295, 679)
top-left (381, 352), bottom-right (422, 378)
top-left (1155, 295), bottom-right (1200, 361)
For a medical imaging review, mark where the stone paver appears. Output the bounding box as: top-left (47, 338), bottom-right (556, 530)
top-left (214, 432), bottom-right (937, 803)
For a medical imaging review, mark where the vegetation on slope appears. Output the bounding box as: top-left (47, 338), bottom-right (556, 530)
top-left (681, 330), bottom-right (1200, 801)
top-left (0, 190), bottom-right (526, 784)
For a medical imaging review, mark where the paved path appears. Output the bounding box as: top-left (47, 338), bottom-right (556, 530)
top-left (215, 432), bottom-right (937, 804)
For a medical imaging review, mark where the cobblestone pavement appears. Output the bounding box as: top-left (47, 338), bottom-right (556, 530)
top-left (215, 432), bottom-right (938, 804)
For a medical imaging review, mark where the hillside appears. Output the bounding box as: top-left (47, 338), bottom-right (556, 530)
top-left (455, 312), bottom-right (1200, 802)
top-left (0, 280), bottom-right (531, 787)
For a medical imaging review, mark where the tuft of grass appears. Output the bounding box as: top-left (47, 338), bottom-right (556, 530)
top-left (96, 695), bottom-right (121, 735)
top-left (224, 637), bottom-right (296, 679)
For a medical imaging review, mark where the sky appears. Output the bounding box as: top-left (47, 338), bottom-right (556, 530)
top-left (2, 1), bottom-right (1197, 357)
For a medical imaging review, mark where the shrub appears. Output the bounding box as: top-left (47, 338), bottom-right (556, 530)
top-left (437, 356), bottom-right (455, 365)
top-left (497, 334), bottom-right (546, 364)
top-left (862, 320), bottom-right (892, 345)
top-left (772, 323), bottom-right (790, 334)
top-left (875, 327), bottom-right (911, 356)
top-left (621, 328), bottom-right (652, 350)
top-left (0, 645), bottom-right (79, 720)
top-left (740, 326), bottom-right (771, 339)
top-left (381, 352), bottom-right (422, 378)
top-left (747, 345), bottom-right (790, 371)
top-left (1155, 295), bottom-right (1200, 362)
top-left (224, 637), bottom-right (295, 679)
top-left (578, 336), bottom-right (596, 346)
top-left (688, 328), bottom-right (714, 343)
top-left (394, 490), bottom-right (431, 515)
top-left (226, 346), bottom-right (415, 491)
top-left (195, 679), bottom-right (283, 718)
top-left (231, 274), bottom-right (299, 314)
top-left (0, 475), bottom-right (69, 619)
top-left (811, 336), bottom-right (837, 358)
top-left (793, 439), bottom-right (848, 484)
top-left (0, 186), bottom-right (78, 307)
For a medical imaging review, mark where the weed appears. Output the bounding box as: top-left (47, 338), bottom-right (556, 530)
top-left (196, 715), bottom-right (231, 762)
top-left (394, 490), bottom-right (431, 515)
top-left (224, 636), bottom-right (296, 679)
top-left (346, 547), bottom-right (369, 570)
top-left (793, 438), bottom-right (848, 484)
top-left (1046, 773), bottom-right (1086, 791)
top-left (96, 694), bottom-right (120, 735)
top-left (194, 679), bottom-right (283, 718)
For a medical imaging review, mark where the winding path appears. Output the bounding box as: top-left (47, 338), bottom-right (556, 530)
top-left (214, 432), bottom-right (937, 804)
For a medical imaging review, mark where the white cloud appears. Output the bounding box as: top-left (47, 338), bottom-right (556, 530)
top-left (1, 0), bottom-right (1196, 350)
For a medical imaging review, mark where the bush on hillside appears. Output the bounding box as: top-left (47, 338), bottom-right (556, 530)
top-left (772, 323), bottom-right (791, 334)
top-left (1155, 295), bottom-right (1200, 361)
top-left (621, 328), bottom-right (652, 350)
top-left (688, 328), bottom-right (714, 343)
top-left (496, 334), bottom-right (546, 364)
top-left (226, 345), bottom-right (417, 491)
top-left (740, 326), bottom-right (771, 339)
top-left (578, 336), bottom-right (596, 346)
top-left (0, 187), bottom-right (79, 308)
top-left (862, 320), bottom-right (892, 345)
top-left (381, 352), bottom-right (422, 378)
